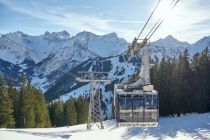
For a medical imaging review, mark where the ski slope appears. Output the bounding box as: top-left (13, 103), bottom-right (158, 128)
top-left (0, 113), bottom-right (210, 140)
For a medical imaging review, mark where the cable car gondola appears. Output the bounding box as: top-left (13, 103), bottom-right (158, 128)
top-left (114, 84), bottom-right (159, 127)
top-left (113, 0), bottom-right (179, 127)
top-left (114, 41), bottom-right (159, 127)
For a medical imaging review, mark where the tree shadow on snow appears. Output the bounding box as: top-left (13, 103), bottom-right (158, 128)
top-left (104, 120), bottom-right (118, 130)
top-left (121, 113), bottom-right (210, 140)
top-left (4, 130), bottom-right (71, 139)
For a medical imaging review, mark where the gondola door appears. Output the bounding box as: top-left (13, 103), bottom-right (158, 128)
top-left (132, 97), bottom-right (144, 122)
top-left (119, 96), bottom-right (133, 122)
top-left (118, 95), bottom-right (145, 123)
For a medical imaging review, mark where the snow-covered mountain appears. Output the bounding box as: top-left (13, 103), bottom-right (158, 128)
top-left (0, 31), bottom-right (127, 65)
top-left (151, 35), bottom-right (190, 49)
top-left (34, 31), bottom-right (127, 77)
top-left (1, 30), bottom-right (210, 118)
top-left (72, 31), bottom-right (128, 57)
top-left (1, 31), bottom-right (210, 91)
top-left (0, 31), bottom-right (69, 64)
top-left (188, 35), bottom-right (210, 56)
top-left (0, 31), bottom-right (128, 90)
top-left (0, 31), bottom-right (210, 102)
top-left (150, 35), bottom-right (191, 59)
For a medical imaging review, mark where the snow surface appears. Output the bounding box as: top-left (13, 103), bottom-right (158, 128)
top-left (31, 77), bottom-right (50, 93)
top-left (1, 113), bottom-right (210, 140)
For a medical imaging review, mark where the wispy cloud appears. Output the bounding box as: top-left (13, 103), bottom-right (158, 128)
top-left (0, 0), bottom-right (142, 40)
top-left (0, 0), bottom-right (210, 43)
top-left (153, 0), bottom-right (210, 43)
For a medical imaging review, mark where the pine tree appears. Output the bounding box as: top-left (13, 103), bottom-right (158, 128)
top-left (34, 87), bottom-right (51, 127)
top-left (207, 48), bottom-right (210, 111)
top-left (151, 57), bottom-right (174, 116)
top-left (65, 98), bottom-right (77, 126)
top-left (48, 102), bottom-right (55, 126)
top-left (76, 96), bottom-right (89, 124)
top-left (150, 48), bottom-right (210, 116)
top-left (18, 74), bottom-right (35, 128)
top-left (191, 48), bottom-right (209, 112)
top-left (53, 100), bottom-right (64, 127)
top-left (181, 49), bottom-right (193, 113)
top-left (171, 50), bottom-right (192, 115)
top-left (0, 75), bottom-right (15, 128)
top-left (7, 76), bottom-right (19, 127)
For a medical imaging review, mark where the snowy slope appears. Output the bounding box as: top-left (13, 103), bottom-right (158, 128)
top-left (1, 113), bottom-right (210, 140)
top-left (59, 56), bottom-right (136, 101)
top-left (0, 32), bottom-right (28, 64)
top-left (50, 55), bottom-right (137, 118)
top-left (60, 82), bottom-right (113, 119)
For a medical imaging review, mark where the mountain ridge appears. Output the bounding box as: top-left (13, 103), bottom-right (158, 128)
top-left (0, 31), bottom-right (210, 99)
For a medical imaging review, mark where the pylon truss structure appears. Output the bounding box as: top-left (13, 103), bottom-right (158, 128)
top-left (76, 71), bottom-right (111, 129)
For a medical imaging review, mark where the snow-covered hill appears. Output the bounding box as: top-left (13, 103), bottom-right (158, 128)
top-left (0, 113), bottom-right (210, 140)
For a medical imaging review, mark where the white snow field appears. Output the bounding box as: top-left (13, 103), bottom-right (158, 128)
top-left (0, 113), bottom-right (210, 140)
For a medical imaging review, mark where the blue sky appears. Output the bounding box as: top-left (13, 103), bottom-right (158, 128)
top-left (0, 0), bottom-right (210, 43)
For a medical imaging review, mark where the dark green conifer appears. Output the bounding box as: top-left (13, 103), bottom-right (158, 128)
top-left (65, 98), bottom-right (77, 126)
top-left (0, 75), bottom-right (15, 128)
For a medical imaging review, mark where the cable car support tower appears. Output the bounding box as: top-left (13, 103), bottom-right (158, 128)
top-left (76, 71), bottom-right (111, 129)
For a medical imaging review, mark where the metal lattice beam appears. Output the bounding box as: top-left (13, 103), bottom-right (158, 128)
top-left (76, 71), bottom-right (111, 82)
top-left (76, 71), bottom-right (111, 130)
